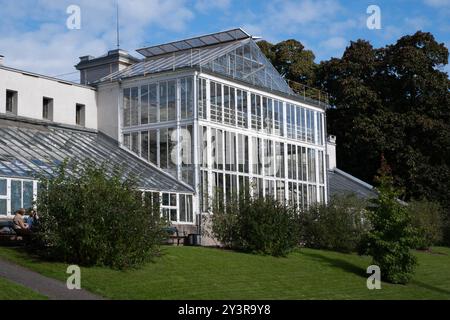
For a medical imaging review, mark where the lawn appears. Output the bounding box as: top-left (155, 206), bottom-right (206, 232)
top-left (0, 276), bottom-right (47, 300)
top-left (0, 246), bottom-right (449, 300)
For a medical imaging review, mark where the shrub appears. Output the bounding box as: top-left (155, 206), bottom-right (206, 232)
top-left (300, 194), bottom-right (370, 253)
top-left (359, 160), bottom-right (417, 284)
top-left (33, 160), bottom-right (167, 270)
top-left (210, 193), bottom-right (299, 257)
top-left (408, 199), bottom-right (444, 250)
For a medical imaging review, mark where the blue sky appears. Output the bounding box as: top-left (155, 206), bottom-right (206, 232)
top-left (0, 0), bottom-right (448, 81)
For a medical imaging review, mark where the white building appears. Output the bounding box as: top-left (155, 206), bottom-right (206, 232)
top-left (0, 29), bottom-right (374, 242)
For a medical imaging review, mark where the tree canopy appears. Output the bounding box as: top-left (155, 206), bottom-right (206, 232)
top-left (259, 31), bottom-right (450, 219)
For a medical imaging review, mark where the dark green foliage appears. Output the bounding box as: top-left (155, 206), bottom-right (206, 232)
top-left (359, 161), bottom-right (418, 284)
top-left (33, 160), bottom-right (167, 270)
top-left (300, 194), bottom-right (370, 253)
top-left (258, 39), bottom-right (317, 87)
top-left (210, 194), bottom-right (299, 257)
top-left (316, 32), bottom-right (450, 218)
top-left (408, 200), bottom-right (444, 249)
top-left (263, 32), bottom-right (450, 228)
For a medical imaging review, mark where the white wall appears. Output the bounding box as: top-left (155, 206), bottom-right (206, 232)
top-left (0, 67), bottom-right (97, 129)
top-left (97, 82), bottom-right (120, 141)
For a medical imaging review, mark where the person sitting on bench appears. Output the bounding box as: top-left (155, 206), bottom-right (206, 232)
top-left (13, 208), bottom-right (32, 238)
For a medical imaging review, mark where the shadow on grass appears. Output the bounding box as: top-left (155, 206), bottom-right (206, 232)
top-left (411, 280), bottom-right (450, 296)
top-left (300, 251), bottom-right (367, 278)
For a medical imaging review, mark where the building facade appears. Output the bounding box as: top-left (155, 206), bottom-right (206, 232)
top-left (1, 28), bottom-right (332, 241)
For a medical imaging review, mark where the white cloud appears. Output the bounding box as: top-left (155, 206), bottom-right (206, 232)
top-left (404, 16), bottom-right (430, 31)
top-left (195, 0), bottom-right (231, 13)
top-left (423, 0), bottom-right (450, 7)
top-left (320, 37), bottom-right (347, 50)
top-left (0, 0), bottom-right (194, 79)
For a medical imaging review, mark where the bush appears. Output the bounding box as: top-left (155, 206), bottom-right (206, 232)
top-left (300, 194), bottom-right (370, 253)
top-left (210, 194), bottom-right (299, 257)
top-left (33, 160), bottom-right (167, 270)
top-left (359, 161), bottom-right (417, 284)
top-left (408, 199), bottom-right (444, 250)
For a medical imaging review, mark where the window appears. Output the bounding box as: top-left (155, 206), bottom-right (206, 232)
top-left (252, 137), bottom-right (263, 176)
top-left (224, 131), bottom-right (236, 172)
top-left (223, 86), bottom-right (236, 125)
top-left (181, 125), bottom-right (194, 185)
top-left (42, 97), bottom-right (53, 121)
top-left (308, 148), bottom-right (316, 183)
top-left (141, 85), bottom-right (149, 125)
top-left (179, 194), bottom-right (193, 223)
top-left (263, 97), bottom-right (273, 134)
top-left (251, 94), bottom-right (261, 131)
top-left (130, 88), bottom-right (139, 126)
top-left (149, 84), bottom-right (158, 123)
top-left (275, 142), bottom-right (285, 178)
top-left (200, 171), bottom-right (209, 213)
top-left (141, 131), bottom-right (149, 161)
top-left (273, 100), bottom-right (284, 136)
top-left (236, 90), bottom-right (248, 128)
top-left (149, 130), bottom-right (158, 165)
top-left (167, 80), bottom-right (177, 121)
top-left (0, 179), bottom-right (6, 216)
top-left (199, 126), bottom-right (208, 169)
top-left (237, 134), bottom-right (249, 173)
top-left (198, 78), bottom-right (207, 119)
top-left (11, 180), bottom-right (22, 214)
top-left (123, 88), bottom-right (131, 127)
top-left (162, 193), bottom-right (177, 222)
top-left (181, 77), bottom-right (194, 120)
top-left (76, 104), bottom-right (85, 126)
top-left (6, 90), bottom-right (18, 115)
top-left (160, 82), bottom-right (168, 122)
top-left (287, 104), bottom-right (295, 139)
top-left (131, 132), bottom-right (139, 155)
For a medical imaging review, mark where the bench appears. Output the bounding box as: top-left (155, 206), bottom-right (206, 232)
top-left (165, 227), bottom-right (187, 246)
top-left (0, 220), bottom-right (20, 243)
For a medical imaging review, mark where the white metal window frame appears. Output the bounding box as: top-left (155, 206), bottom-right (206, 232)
top-left (0, 177), bottom-right (38, 218)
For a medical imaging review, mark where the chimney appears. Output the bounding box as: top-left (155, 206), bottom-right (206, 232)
top-left (75, 49), bottom-right (140, 85)
top-left (0, 55), bottom-right (4, 66)
top-left (326, 135), bottom-right (337, 171)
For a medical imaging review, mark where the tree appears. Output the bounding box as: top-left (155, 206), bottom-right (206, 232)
top-left (359, 158), bottom-right (418, 284)
top-left (315, 32), bottom-right (450, 220)
top-left (33, 160), bottom-right (167, 269)
top-left (258, 39), bottom-right (317, 88)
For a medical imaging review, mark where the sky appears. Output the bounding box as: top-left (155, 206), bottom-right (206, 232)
top-left (0, 0), bottom-right (448, 82)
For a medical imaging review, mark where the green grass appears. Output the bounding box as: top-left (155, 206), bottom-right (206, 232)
top-left (0, 276), bottom-right (47, 300)
top-left (0, 246), bottom-right (449, 300)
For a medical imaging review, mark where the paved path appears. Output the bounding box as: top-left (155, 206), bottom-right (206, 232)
top-left (0, 257), bottom-right (105, 300)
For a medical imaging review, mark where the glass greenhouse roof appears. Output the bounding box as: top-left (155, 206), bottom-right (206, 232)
top-left (0, 118), bottom-right (193, 193)
top-left (136, 28), bottom-right (250, 58)
top-left (100, 29), bottom-right (295, 95)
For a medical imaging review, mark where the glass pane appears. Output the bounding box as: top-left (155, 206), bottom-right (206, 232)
top-left (167, 80), bottom-right (177, 121)
top-left (149, 84), bottom-right (158, 123)
top-left (0, 179), bottom-right (6, 195)
top-left (0, 199), bottom-right (6, 216)
top-left (123, 88), bottom-right (131, 127)
top-left (11, 180), bottom-right (22, 214)
top-left (160, 82), bottom-right (168, 122)
top-left (180, 195), bottom-right (186, 222)
top-left (149, 130), bottom-right (158, 165)
top-left (141, 85), bottom-right (149, 125)
top-left (141, 132), bottom-right (149, 161)
top-left (23, 181), bottom-right (34, 210)
top-left (170, 209), bottom-right (177, 222)
top-left (170, 194), bottom-right (177, 206)
top-left (162, 193), bottom-right (169, 206)
top-left (131, 87), bottom-right (139, 126)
